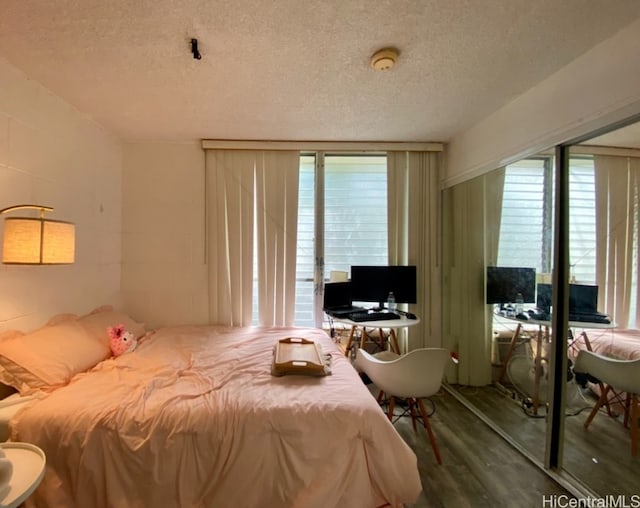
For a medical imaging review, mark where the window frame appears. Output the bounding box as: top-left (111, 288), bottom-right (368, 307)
top-left (297, 152), bottom-right (389, 328)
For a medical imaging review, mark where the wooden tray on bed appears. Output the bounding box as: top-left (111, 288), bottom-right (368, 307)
top-left (273, 337), bottom-right (325, 376)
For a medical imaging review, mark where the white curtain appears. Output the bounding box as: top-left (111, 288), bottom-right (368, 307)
top-left (255, 151), bottom-right (300, 326)
top-left (205, 149), bottom-right (299, 326)
top-left (387, 152), bottom-right (410, 266)
top-left (443, 176), bottom-right (493, 385)
top-left (387, 151), bottom-right (442, 351)
top-left (485, 168), bottom-right (506, 266)
top-left (594, 154), bottom-right (640, 328)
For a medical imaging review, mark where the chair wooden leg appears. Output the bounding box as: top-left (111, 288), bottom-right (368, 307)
top-left (387, 396), bottom-right (395, 422)
top-left (408, 398), bottom-right (418, 432)
top-left (377, 390), bottom-right (385, 403)
top-left (624, 392), bottom-right (631, 428)
top-left (344, 326), bottom-right (357, 357)
top-left (584, 385), bottom-right (610, 429)
top-left (600, 382), bottom-right (615, 416)
top-left (631, 394), bottom-right (638, 457)
top-left (417, 398), bottom-right (442, 465)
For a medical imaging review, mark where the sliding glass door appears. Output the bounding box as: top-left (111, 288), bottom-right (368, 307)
top-left (295, 153), bottom-right (388, 327)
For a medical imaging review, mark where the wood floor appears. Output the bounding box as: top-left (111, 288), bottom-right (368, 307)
top-left (452, 382), bottom-right (640, 497)
top-left (376, 387), bottom-right (570, 508)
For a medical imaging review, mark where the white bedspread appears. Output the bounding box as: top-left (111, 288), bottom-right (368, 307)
top-left (11, 326), bottom-right (422, 508)
top-left (0, 394), bottom-right (39, 442)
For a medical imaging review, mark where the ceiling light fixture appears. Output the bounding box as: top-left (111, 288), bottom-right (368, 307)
top-left (370, 48), bottom-right (399, 71)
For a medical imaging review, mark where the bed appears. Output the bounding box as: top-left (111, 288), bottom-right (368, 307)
top-left (0, 394), bottom-right (40, 442)
top-left (569, 327), bottom-right (640, 412)
top-left (0, 308), bottom-right (422, 508)
top-left (570, 327), bottom-right (640, 362)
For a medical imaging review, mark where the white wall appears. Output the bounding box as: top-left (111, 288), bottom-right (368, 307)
top-left (121, 142), bottom-right (208, 328)
top-left (445, 18), bottom-right (640, 187)
top-left (0, 57), bottom-right (123, 333)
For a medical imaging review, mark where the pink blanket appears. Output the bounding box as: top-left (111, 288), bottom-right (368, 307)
top-left (11, 326), bottom-right (421, 508)
top-left (575, 328), bottom-right (640, 360)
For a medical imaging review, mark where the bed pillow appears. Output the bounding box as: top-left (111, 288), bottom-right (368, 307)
top-left (46, 313), bottom-right (79, 326)
top-left (0, 320), bottom-right (111, 395)
top-left (0, 330), bottom-right (25, 342)
top-left (78, 310), bottom-right (146, 349)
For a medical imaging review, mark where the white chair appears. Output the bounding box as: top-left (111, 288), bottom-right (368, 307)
top-left (573, 350), bottom-right (640, 456)
top-left (356, 347), bottom-right (451, 464)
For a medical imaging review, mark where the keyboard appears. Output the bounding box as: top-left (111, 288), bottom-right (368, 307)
top-left (528, 311), bottom-right (550, 321)
top-left (348, 311), bottom-right (400, 322)
top-left (569, 313), bottom-right (611, 324)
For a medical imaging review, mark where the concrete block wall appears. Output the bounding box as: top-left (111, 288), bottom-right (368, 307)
top-left (121, 142), bottom-right (208, 328)
top-left (0, 56), bottom-right (123, 333)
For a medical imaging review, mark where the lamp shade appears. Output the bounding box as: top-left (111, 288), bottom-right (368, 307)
top-left (329, 270), bottom-right (349, 282)
top-left (2, 217), bottom-right (75, 264)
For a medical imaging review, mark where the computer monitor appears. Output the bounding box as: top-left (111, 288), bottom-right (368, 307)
top-left (350, 265), bottom-right (417, 308)
top-left (486, 266), bottom-right (536, 304)
top-left (569, 284), bottom-right (598, 315)
top-left (536, 283), bottom-right (599, 315)
top-left (537, 283), bottom-right (552, 312)
top-left (322, 282), bottom-right (353, 310)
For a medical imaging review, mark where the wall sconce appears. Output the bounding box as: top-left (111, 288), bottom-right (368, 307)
top-left (0, 205), bottom-right (75, 265)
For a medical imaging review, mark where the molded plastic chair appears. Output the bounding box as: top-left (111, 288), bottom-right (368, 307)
top-left (356, 347), bottom-right (451, 464)
top-left (573, 350), bottom-right (640, 456)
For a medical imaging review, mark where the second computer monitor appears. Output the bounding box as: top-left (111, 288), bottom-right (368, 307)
top-left (350, 265), bottom-right (417, 307)
top-left (536, 283), bottom-right (598, 314)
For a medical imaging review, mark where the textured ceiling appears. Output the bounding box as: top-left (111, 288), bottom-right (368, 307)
top-left (1, 0), bottom-right (640, 143)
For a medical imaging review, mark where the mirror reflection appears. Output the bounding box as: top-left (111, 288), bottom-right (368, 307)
top-left (566, 124), bottom-right (640, 494)
top-left (443, 119), bottom-right (640, 496)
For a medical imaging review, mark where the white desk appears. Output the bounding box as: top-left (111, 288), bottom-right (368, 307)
top-left (496, 314), bottom-right (617, 414)
top-left (334, 315), bottom-right (420, 356)
top-left (498, 315), bottom-right (617, 381)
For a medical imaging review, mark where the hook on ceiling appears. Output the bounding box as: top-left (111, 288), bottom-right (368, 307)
top-left (190, 38), bottom-right (202, 60)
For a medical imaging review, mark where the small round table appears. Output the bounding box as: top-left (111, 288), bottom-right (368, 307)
top-left (334, 315), bottom-right (421, 356)
top-left (0, 442), bottom-right (46, 508)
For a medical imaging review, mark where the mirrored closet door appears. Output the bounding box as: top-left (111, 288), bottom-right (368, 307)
top-left (443, 153), bottom-right (556, 466)
top-left (562, 121), bottom-right (640, 495)
top-left (442, 116), bottom-right (640, 497)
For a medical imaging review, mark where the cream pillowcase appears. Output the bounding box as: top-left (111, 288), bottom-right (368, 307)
top-left (0, 320), bottom-right (111, 395)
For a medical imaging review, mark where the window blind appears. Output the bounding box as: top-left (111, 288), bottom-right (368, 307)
top-left (497, 156), bottom-right (596, 285)
top-left (497, 159), bottom-right (548, 271)
top-left (568, 157), bottom-right (596, 284)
